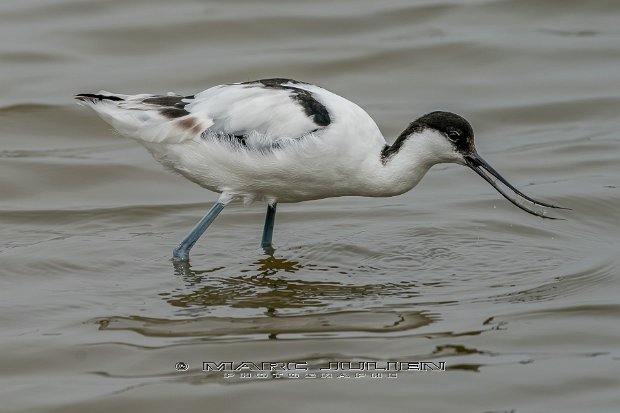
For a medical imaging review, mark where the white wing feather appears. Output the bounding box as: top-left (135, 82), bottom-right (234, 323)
top-left (189, 84), bottom-right (320, 138)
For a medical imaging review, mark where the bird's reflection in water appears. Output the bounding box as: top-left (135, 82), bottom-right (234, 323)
top-left (169, 254), bottom-right (421, 313)
top-left (97, 255), bottom-right (433, 339)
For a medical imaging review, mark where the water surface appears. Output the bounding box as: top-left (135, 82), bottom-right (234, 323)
top-left (1, 0), bottom-right (619, 412)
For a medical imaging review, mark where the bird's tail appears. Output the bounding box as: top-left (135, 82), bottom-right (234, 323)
top-left (74, 91), bottom-right (202, 143)
top-left (74, 92), bottom-right (127, 103)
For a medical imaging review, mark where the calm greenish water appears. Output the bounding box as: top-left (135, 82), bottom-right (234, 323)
top-left (1, 0), bottom-right (619, 412)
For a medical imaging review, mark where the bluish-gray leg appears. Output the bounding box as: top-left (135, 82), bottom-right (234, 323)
top-left (261, 203), bottom-right (277, 249)
top-left (173, 202), bottom-right (226, 262)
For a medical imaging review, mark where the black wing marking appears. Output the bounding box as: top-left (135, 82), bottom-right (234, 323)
top-left (141, 95), bottom-right (195, 119)
top-left (240, 78), bottom-right (331, 127)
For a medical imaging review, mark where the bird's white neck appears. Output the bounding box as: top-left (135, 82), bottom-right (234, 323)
top-left (360, 129), bottom-right (456, 197)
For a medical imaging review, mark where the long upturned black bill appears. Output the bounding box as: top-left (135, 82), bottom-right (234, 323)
top-left (464, 153), bottom-right (567, 219)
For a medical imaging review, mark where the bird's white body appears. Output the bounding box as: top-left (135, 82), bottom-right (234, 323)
top-left (78, 79), bottom-right (456, 205)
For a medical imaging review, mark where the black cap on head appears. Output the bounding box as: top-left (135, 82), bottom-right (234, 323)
top-left (415, 111), bottom-right (475, 154)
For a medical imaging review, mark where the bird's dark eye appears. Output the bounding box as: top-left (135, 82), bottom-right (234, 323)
top-left (446, 130), bottom-right (461, 142)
